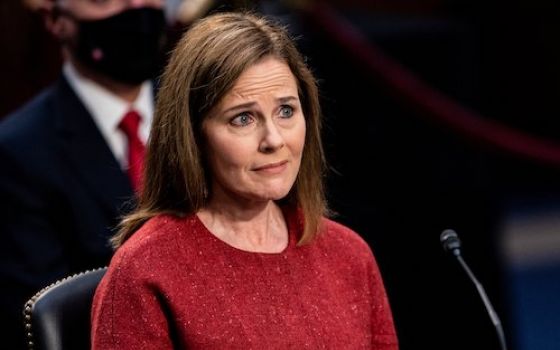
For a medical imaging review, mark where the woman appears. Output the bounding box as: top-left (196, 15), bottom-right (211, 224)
top-left (91, 11), bottom-right (398, 349)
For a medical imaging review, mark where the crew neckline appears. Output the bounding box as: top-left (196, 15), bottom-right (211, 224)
top-left (192, 206), bottom-right (299, 256)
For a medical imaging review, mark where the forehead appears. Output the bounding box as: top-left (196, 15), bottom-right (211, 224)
top-left (228, 57), bottom-right (298, 97)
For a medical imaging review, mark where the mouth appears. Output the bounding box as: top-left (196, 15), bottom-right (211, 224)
top-left (253, 160), bottom-right (289, 173)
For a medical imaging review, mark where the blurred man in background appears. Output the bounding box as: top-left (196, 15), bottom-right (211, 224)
top-left (0, 0), bottom-right (167, 348)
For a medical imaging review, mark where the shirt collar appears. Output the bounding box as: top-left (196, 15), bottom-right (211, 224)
top-left (62, 62), bottom-right (153, 141)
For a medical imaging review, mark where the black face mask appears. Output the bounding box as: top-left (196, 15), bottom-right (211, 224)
top-left (71, 8), bottom-right (166, 85)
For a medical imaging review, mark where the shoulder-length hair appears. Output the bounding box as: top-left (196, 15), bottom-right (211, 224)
top-left (112, 11), bottom-right (328, 248)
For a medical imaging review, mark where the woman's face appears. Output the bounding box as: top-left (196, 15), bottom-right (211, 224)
top-left (202, 56), bottom-right (306, 205)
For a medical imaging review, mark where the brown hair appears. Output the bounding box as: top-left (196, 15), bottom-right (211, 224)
top-left (112, 11), bottom-right (328, 248)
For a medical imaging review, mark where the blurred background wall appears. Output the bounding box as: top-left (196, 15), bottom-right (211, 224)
top-left (0, 0), bottom-right (61, 117)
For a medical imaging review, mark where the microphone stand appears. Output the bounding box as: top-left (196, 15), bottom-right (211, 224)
top-left (441, 229), bottom-right (507, 350)
top-left (455, 253), bottom-right (507, 350)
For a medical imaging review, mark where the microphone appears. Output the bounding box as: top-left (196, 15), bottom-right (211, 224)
top-left (440, 229), bottom-right (507, 350)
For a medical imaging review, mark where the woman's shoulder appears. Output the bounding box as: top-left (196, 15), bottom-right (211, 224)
top-left (122, 213), bottom-right (186, 246)
top-left (309, 218), bottom-right (383, 287)
top-left (99, 213), bottom-right (203, 294)
top-left (110, 213), bottom-right (196, 269)
top-left (317, 217), bottom-right (374, 260)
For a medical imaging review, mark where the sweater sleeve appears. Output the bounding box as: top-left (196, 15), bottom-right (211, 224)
top-left (367, 251), bottom-right (399, 349)
top-left (91, 251), bottom-right (174, 350)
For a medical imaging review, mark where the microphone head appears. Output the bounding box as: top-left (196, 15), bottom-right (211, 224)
top-left (440, 229), bottom-right (462, 255)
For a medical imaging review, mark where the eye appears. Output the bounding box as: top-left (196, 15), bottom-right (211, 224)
top-left (230, 112), bottom-right (254, 127)
top-left (279, 105), bottom-right (294, 118)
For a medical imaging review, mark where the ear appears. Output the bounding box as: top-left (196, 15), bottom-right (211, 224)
top-left (42, 6), bottom-right (74, 42)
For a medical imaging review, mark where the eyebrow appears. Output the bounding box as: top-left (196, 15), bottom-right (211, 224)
top-left (222, 96), bottom-right (299, 114)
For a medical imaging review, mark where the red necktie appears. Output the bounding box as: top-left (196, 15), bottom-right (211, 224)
top-left (118, 110), bottom-right (146, 194)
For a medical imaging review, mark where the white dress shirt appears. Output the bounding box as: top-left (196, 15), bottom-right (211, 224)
top-left (63, 62), bottom-right (154, 169)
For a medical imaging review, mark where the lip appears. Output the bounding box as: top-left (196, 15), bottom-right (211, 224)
top-left (253, 160), bottom-right (289, 173)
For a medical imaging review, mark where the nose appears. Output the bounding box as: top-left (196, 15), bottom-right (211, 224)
top-left (259, 120), bottom-right (285, 153)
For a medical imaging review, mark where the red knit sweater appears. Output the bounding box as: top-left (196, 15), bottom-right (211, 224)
top-left (91, 208), bottom-right (398, 349)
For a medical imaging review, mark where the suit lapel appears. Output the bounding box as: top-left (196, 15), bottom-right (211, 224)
top-left (53, 78), bottom-right (135, 216)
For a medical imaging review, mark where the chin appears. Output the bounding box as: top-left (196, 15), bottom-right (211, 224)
top-left (252, 188), bottom-right (292, 202)
top-left (238, 180), bottom-right (295, 202)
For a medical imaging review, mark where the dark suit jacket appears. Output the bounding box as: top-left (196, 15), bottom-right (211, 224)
top-left (0, 77), bottom-right (136, 349)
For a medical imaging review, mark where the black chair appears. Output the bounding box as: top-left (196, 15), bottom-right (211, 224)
top-left (23, 267), bottom-right (107, 350)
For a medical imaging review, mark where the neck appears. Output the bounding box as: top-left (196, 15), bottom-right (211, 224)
top-left (197, 200), bottom-right (289, 253)
top-left (67, 54), bottom-right (143, 103)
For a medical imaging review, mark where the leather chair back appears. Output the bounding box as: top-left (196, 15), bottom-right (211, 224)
top-left (23, 267), bottom-right (107, 350)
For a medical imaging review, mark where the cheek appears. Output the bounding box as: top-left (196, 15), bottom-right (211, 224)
top-left (290, 121), bottom-right (307, 160)
top-left (206, 134), bottom-right (253, 175)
